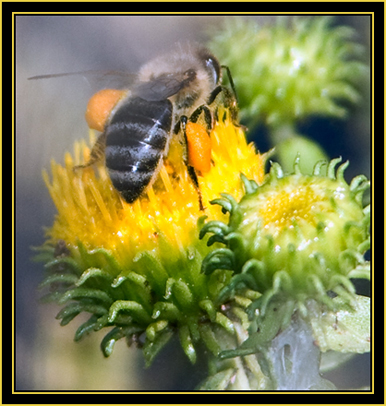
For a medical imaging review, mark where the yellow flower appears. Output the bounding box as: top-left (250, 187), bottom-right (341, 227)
top-left (40, 109), bottom-right (267, 364)
top-left (43, 110), bottom-right (266, 254)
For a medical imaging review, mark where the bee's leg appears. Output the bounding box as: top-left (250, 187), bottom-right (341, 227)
top-left (189, 105), bottom-right (213, 130)
top-left (208, 85), bottom-right (239, 125)
top-left (187, 165), bottom-right (205, 211)
top-left (73, 132), bottom-right (106, 171)
top-left (180, 115), bottom-right (205, 211)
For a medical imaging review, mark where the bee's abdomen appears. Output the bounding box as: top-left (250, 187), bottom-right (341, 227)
top-left (105, 97), bottom-right (172, 203)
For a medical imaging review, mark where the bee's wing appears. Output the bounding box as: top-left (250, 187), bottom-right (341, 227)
top-left (28, 70), bottom-right (138, 90)
top-left (133, 72), bottom-right (189, 101)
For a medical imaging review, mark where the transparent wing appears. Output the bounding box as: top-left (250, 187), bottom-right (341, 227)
top-left (132, 71), bottom-right (193, 101)
top-left (29, 69), bottom-right (194, 101)
top-left (28, 70), bottom-right (138, 90)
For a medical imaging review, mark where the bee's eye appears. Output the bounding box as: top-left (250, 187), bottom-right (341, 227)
top-left (184, 69), bottom-right (196, 81)
top-left (205, 57), bottom-right (221, 85)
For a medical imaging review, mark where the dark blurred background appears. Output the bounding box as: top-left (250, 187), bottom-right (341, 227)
top-left (15, 15), bottom-right (370, 390)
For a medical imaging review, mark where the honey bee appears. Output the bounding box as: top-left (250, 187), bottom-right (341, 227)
top-left (30, 43), bottom-right (238, 210)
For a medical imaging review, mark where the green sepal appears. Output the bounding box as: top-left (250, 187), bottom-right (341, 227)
top-left (76, 267), bottom-right (114, 287)
top-left (39, 273), bottom-right (79, 288)
top-left (240, 173), bottom-right (259, 195)
top-left (44, 256), bottom-right (82, 274)
top-left (179, 325), bottom-right (197, 364)
top-left (197, 368), bottom-right (237, 390)
top-left (108, 300), bottom-right (152, 325)
top-left (143, 329), bottom-right (174, 367)
top-left (146, 320), bottom-right (169, 342)
top-left (199, 221), bottom-right (230, 243)
top-left (198, 323), bottom-right (221, 356)
top-left (100, 327), bottom-right (126, 357)
top-left (86, 246), bottom-right (122, 275)
top-left (199, 299), bottom-right (217, 322)
top-left (74, 314), bottom-right (100, 342)
top-left (152, 301), bottom-right (182, 322)
top-left (57, 287), bottom-right (113, 306)
top-left (164, 278), bottom-right (194, 311)
top-left (216, 273), bottom-right (258, 304)
top-left (133, 251), bottom-right (169, 296)
top-left (56, 301), bottom-right (108, 326)
top-left (100, 325), bottom-right (145, 357)
top-left (201, 248), bottom-right (235, 275)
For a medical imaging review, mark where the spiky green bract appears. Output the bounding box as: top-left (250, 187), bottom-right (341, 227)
top-left (200, 158), bottom-right (370, 325)
top-left (38, 236), bottom-right (240, 366)
top-left (209, 16), bottom-right (368, 128)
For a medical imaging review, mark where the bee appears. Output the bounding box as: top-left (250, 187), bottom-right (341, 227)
top-left (30, 43), bottom-right (238, 210)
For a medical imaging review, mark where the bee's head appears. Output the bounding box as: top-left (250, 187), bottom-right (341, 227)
top-left (194, 46), bottom-right (221, 87)
top-left (137, 43), bottom-right (222, 111)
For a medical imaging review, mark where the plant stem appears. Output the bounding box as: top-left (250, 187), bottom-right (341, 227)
top-left (199, 312), bottom-right (336, 390)
top-left (198, 322), bottom-right (271, 390)
top-left (264, 315), bottom-right (336, 390)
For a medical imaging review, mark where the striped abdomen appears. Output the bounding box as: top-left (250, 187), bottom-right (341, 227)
top-left (105, 97), bottom-right (173, 203)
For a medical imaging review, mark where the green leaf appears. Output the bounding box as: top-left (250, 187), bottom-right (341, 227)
top-left (311, 295), bottom-right (370, 353)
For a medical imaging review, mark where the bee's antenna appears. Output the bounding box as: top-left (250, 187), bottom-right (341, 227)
top-left (221, 65), bottom-right (238, 103)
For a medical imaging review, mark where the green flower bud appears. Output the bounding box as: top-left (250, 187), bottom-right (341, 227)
top-left (209, 16), bottom-right (368, 128)
top-left (201, 158), bottom-right (370, 318)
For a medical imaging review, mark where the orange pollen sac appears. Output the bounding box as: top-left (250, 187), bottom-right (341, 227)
top-left (185, 122), bottom-right (212, 174)
top-left (85, 89), bottom-right (128, 132)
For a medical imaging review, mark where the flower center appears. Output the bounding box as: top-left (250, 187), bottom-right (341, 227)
top-left (259, 185), bottom-right (322, 230)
